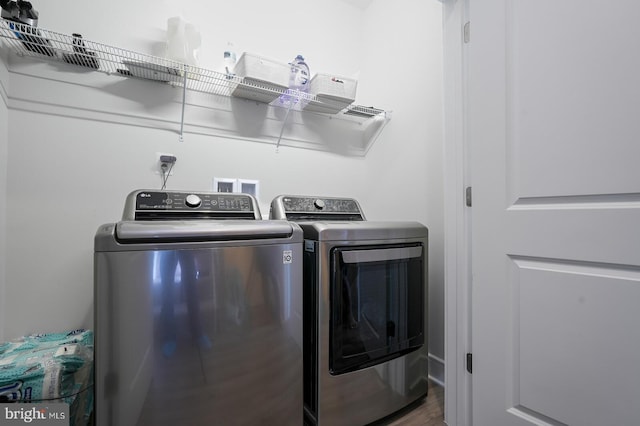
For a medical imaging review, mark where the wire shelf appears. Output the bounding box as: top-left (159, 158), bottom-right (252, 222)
top-left (0, 18), bottom-right (386, 119)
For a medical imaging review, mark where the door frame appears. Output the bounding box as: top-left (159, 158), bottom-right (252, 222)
top-left (442, 0), bottom-right (472, 425)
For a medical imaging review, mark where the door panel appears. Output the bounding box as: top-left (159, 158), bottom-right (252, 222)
top-left (505, 1), bottom-right (640, 200)
top-left (469, 1), bottom-right (640, 425)
top-left (510, 257), bottom-right (640, 425)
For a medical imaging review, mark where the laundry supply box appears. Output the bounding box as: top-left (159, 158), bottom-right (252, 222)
top-left (304, 73), bottom-right (358, 114)
top-left (0, 329), bottom-right (94, 426)
top-left (231, 52), bottom-right (290, 103)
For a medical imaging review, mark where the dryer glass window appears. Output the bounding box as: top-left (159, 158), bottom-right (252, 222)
top-left (329, 243), bottom-right (425, 375)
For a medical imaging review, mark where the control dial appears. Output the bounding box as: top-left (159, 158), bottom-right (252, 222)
top-left (185, 194), bottom-right (202, 208)
top-left (314, 199), bottom-right (325, 210)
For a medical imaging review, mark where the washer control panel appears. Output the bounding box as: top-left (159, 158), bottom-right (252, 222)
top-left (124, 190), bottom-right (260, 220)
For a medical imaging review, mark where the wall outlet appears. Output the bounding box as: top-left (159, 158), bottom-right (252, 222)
top-left (155, 152), bottom-right (177, 175)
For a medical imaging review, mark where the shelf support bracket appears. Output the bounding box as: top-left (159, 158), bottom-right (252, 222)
top-left (275, 98), bottom-right (294, 153)
top-left (178, 65), bottom-right (188, 142)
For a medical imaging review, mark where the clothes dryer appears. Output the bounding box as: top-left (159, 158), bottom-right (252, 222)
top-left (270, 195), bottom-right (428, 426)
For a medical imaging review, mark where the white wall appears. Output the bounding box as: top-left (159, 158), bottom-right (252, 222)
top-left (32, 0), bottom-right (367, 79)
top-left (5, 113), bottom-right (369, 337)
top-left (1, 0), bottom-right (444, 383)
top-left (0, 50), bottom-right (8, 342)
top-left (359, 1), bottom-right (446, 380)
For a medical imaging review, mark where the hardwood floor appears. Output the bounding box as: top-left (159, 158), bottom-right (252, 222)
top-left (374, 380), bottom-right (445, 426)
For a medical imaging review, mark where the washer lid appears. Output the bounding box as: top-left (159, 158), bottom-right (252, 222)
top-left (114, 220), bottom-right (296, 243)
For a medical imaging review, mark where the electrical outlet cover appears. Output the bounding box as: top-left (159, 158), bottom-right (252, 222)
top-left (155, 152), bottom-right (176, 175)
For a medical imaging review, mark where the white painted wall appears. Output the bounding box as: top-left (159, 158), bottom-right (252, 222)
top-left (32, 0), bottom-right (367, 79)
top-left (0, 51), bottom-right (8, 343)
top-left (0, 0), bottom-right (444, 382)
top-left (5, 113), bottom-right (370, 336)
top-left (358, 1), bottom-right (445, 380)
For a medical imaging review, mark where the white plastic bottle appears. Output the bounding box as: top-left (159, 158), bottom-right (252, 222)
top-left (289, 54), bottom-right (310, 93)
top-left (166, 16), bottom-right (187, 63)
top-left (223, 42), bottom-right (236, 78)
top-left (280, 54), bottom-right (310, 107)
top-left (166, 17), bottom-right (200, 67)
top-left (184, 23), bottom-right (201, 67)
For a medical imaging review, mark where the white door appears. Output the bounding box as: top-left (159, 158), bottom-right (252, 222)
top-left (468, 1), bottom-right (640, 425)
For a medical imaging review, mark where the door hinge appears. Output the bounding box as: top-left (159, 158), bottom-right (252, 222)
top-left (465, 186), bottom-right (472, 207)
top-left (466, 353), bottom-right (473, 374)
top-left (463, 21), bottom-right (470, 43)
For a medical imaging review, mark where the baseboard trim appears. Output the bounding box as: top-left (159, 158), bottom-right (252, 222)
top-left (428, 375), bottom-right (445, 388)
top-left (428, 352), bottom-right (445, 387)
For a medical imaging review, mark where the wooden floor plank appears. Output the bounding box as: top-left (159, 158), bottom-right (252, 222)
top-left (374, 381), bottom-right (445, 426)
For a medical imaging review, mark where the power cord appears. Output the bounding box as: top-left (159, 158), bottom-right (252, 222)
top-left (160, 162), bottom-right (174, 190)
top-left (159, 155), bottom-right (177, 190)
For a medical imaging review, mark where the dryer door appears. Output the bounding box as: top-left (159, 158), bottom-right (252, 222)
top-left (329, 243), bottom-right (425, 375)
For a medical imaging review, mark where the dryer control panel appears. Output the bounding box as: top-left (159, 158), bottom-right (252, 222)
top-left (269, 195), bottom-right (365, 221)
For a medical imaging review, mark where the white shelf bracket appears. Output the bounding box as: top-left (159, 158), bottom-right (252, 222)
top-left (178, 65), bottom-right (188, 142)
top-left (275, 101), bottom-right (294, 153)
top-left (0, 18), bottom-right (391, 153)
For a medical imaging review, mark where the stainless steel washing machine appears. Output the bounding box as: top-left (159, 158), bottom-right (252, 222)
top-left (270, 195), bottom-right (428, 426)
top-left (94, 190), bottom-right (303, 426)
